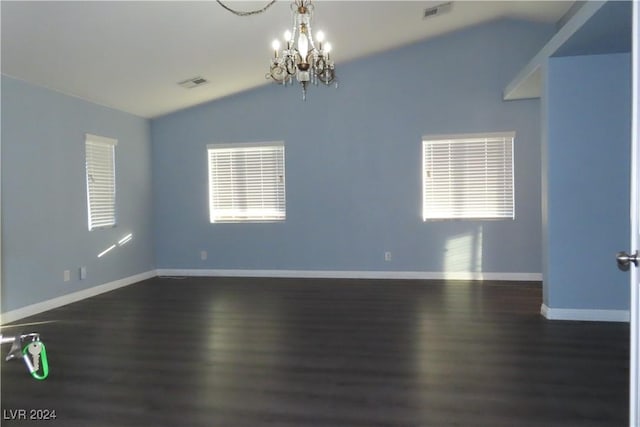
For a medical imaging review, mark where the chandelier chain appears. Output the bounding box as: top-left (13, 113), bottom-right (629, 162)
top-left (216, 0), bottom-right (277, 17)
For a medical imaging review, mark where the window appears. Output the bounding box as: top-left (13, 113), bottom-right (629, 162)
top-left (422, 132), bottom-right (514, 220)
top-left (85, 133), bottom-right (117, 230)
top-left (208, 142), bottom-right (286, 223)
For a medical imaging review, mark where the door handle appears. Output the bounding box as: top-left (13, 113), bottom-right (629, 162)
top-left (617, 250), bottom-right (639, 271)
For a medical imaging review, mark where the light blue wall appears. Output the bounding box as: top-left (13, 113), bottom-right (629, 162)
top-left (1, 75), bottom-right (155, 312)
top-left (152, 19), bottom-right (553, 274)
top-left (543, 53), bottom-right (631, 310)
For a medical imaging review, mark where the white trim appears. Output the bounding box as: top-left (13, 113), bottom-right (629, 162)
top-left (503, 0), bottom-right (607, 100)
top-left (541, 303), bottom-right (630, 322)
top-left (0, 270), bottom-right (156, 324)
top-left (632, 1), bottom-right (640, 423)
top-left (85, 133), bottom-right (117, 146)
top-left (422, 131), bottom-right (516, 142)
top-left (207, 141), bottom-right (283, 150)
top-left (156, 269), bottom-right (542, 282)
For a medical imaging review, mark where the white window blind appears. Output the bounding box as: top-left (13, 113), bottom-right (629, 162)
top-left (85, 134), bottom-right (117, 230)
top-left (208, 142), bottom-right (286, 223)
top-left (422, 132), bottom-right (514, 220)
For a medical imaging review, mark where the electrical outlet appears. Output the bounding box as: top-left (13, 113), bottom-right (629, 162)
top-left (80, 266), bottom-right (87, 280)
top-left (63, 270), bottom-right (71, 282)
top-left (384, 251), bottom-right (392, 261)
top-left (200, 250), bottom-right (208, 261)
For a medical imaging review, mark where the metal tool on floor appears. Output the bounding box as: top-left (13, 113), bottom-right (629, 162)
top-left (0, 332), bottom-right (49, 380)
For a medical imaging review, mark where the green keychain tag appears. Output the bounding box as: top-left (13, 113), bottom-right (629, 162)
top-left (22, 341), bottom-right (49, 381)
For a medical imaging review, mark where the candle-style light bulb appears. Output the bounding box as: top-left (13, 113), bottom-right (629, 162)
top-left (324, 42), bottom-right (332, 57)
top-left (272, 39), bottom-right (281, 58)
top-left (316, 31), bottom-right (325, 51)
top-left (284, 30), bottom-right (292, 49)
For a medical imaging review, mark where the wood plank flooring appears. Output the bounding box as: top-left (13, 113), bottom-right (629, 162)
top-left (0, 277), bottom-right (629, 426)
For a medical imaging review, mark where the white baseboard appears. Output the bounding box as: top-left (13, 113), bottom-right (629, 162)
top-left (156, 268), bottom-right (542, 282)
top-left (0, 270), bottom-right (156, 324)
top-left (9, 271), bottom-right (631, 324)
top-left (541, 303), bottom-right (630, 322)
top-left (0, 269), bottom-right (542, 325)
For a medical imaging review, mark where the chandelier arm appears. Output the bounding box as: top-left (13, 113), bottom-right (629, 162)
top-left (290, 7), bottom-right (299, 48)
top-left (216, 0), bottom-right (277, 17)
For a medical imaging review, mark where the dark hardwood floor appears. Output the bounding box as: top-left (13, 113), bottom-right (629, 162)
top-left (0, 277), bottom-right (629, 426)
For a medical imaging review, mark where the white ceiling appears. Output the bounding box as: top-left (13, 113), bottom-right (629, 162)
top-left (1, 1), bottom-right (573, 118)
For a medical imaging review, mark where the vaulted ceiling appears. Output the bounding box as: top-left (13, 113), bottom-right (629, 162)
top-left (1, 1), bottom-right (573, 118)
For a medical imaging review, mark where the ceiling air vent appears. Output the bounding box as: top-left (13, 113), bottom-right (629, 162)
top-left (424, 2), bottom-right (452, 19)
top-left (178, 76), bottom-right (209, 89)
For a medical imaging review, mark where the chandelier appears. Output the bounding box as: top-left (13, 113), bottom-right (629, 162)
top-left (267, 0), bottom-right (336, 100)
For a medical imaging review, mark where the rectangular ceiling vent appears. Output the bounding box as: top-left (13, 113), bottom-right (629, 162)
top-left (424, 2), bottom-right (452, 19)
top-left (178, 76), bottom-right (209, 89)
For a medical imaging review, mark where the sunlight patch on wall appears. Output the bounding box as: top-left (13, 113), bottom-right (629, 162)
top-left (97, 244), bottom-right (117, 258)
top-left (443, 226), bottom-right (483, 279)
top-left (97, 233), bottom-right (134, 258)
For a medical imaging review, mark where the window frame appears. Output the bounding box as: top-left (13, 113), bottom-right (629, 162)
top-left (85, 133), bottom-right (118, 231)
top-left (207, 141), bottom-right (286, 223)
top-left (422, 131), bottom-right (515, 221)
